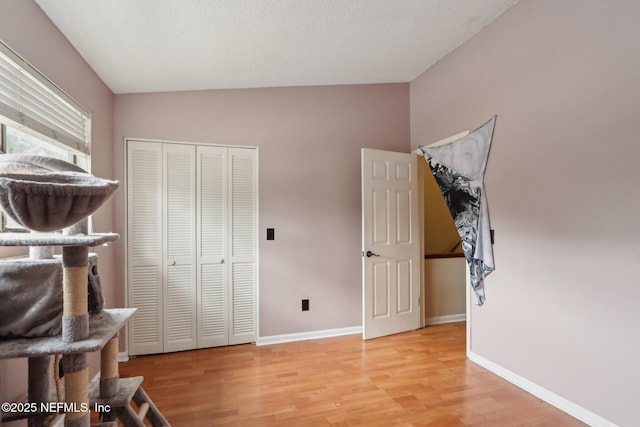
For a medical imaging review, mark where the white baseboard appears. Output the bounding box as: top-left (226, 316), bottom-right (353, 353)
top-left (118, 351), bottom-right (129, 362)
top-left (468, 351), bottom-right (618, 427)
top-left (256, 325), bottom-right (362, 346)
top-left (424, 313), bottom-right (466, 326)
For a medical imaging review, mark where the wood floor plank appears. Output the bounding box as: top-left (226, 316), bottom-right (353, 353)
top-left (118, 322), bottom-right (585, 426)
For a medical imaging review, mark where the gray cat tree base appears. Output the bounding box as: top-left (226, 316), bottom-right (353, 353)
top-left (0, 235), bottom-right (171, 427)
top-left (0, 156), bottom-right (170, 426)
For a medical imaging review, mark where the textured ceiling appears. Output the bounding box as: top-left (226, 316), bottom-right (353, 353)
top-left (35, 0), bottom-right (519, 94)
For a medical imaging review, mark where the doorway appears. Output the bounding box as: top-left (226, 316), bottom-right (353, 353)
top-left (360, 149), bottom-right (468, 343)
top-left (419, 158), bottom-right (467, 327)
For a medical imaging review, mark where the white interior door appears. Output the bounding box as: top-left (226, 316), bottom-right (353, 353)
top-left (362, 148), bottom-right (420, 340)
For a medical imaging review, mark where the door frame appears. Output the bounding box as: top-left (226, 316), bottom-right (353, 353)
top-left (123, 137), bottom-right (259, 357)
top-left (417, 153), bottom-right (426, 330)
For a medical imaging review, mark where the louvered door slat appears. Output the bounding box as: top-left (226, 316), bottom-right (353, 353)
top-left (165, 264), bottom-right (196, 348)
top-left (198, 147), bottom-right (226, 259)
top-left (232, 263), bottom-right (255, 336)
top-left (199, 264), bottom-right (226, 343)
top-left (231, 153), bottom-right (256, 258)
top-left (166, 148), bottom-right (195, 260)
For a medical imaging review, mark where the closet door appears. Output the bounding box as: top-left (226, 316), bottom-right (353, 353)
top-left (228, 148), bottom-right (257, 345)
top-left (127, 141), bottom-right (257, 355)
top-left (196, 146), bottom-right (228, 348)
top-left (163, 144), bottom-right (197, 352)
top-left (127, 141), bottom-right (164, 356)
top-left (197, 146), bottom-right (257, 347)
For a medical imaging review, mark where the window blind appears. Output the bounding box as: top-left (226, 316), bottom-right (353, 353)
top-left (0, 40), bottom-right (90, 155)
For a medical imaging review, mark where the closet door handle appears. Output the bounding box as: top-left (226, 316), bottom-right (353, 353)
top-left (169, 260), bottom-right (176, 266)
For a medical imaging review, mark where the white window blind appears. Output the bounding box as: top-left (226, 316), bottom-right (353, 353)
top-left (0, 40), bottom-right (90, 155)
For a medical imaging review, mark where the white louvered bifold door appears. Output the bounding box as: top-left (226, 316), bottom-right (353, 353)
top-left (196, 146), bottom-right (228, 348)
top-left (163, 144), bottom-right (197, 353)
top-left (228, 148), bottom-right (257, 345)
top-left (127, 141), bottom-right (256, 355)
top-left (127, 141), bottom-right (164, 356)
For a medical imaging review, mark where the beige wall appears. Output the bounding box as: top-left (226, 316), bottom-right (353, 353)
top-left (4, 0), bottom-right (635, 424)
top-left (112, 84), bottom-right (410, 337)
top-left (0, 0), bottom-right (115, 407)
top-left (424, 258), bottom-right (466, 322)
top-left (411, 0), bottom-right (639, 424)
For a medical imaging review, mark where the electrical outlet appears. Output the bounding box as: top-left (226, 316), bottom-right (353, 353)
top-left (302, 299), bottom-right (309, 311)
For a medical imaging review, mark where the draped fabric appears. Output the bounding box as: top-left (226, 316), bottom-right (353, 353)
top-left (420, 116), bottom-right (496, 305)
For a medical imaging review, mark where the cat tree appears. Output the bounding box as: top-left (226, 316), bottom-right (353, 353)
top-left (0, 155), bottom-right (170, 427)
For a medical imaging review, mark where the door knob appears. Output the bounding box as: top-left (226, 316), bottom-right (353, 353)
top-left (365, 250), bottom-right (380, 257)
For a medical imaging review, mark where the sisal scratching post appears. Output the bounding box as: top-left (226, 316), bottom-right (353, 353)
top-left (62, 353), bottom-right (89, 427)
top-left (61, 245), bottom-right (89, 426)
top-left (62, 246), bottom-right (89, 342)
top-left (100, 334), bottom-right (119, 397)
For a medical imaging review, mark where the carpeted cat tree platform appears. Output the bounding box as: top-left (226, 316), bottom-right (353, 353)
top-left (0, 155), bottom-right (170, 427)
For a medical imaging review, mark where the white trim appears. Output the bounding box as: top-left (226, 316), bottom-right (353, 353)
top-left (418, 158), bottom-right (425, 329)
top-left (468, 351), bottom-right (618, 427)
top-left (256, 326), bottom-right (362, 346)
top-left (426, 130), bottom-right (470, 148)
top-left (424, 313), bottom-right (466, 326)
top-left (122, 137), bottom-right (129, 357)
top-left (466, 261), bottom-right (471, 358)
top-left (254, 147), bottom-right (260, 347)
top-left (123, 136), bottom-right (256, 150)
top-left (118, 351), bottom-right (129, 363)
top-left (412, 130), bottom-right (471, 155)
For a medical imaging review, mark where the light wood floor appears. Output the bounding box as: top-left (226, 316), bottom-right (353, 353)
top-left (118, 322), bottom-right (585, 426)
